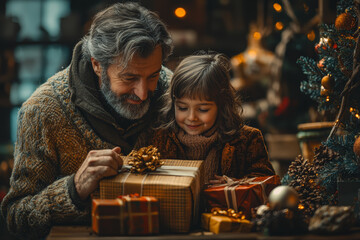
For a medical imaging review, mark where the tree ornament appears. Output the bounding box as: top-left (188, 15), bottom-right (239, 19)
top-left (353, 135), bottom-right (360, 158)
top-left (335, 12), bottom-right (357, 31)
top-left (268, 186), bottom-right (299, 210)
top-left (317, 58), bottom-right (326, 71)
top-left (320, 87), bottom-right (329, 96)
top-left (321, 74), bottom-right (334, 90)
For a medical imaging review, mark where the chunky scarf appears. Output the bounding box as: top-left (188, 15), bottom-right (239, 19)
top-left (177, 128), bottom-right (219, 183)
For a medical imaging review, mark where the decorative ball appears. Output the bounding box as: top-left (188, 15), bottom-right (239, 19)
top-left (321, 75), bottom-right (334, 90)
top-left (317, 58), bottom-right (326, 70)
top-left (320, 88), bottom-right (329, 96)
top-left (268, 186), bottom-right (299, 210)
top-left (335, 12), bottom-right (357, 31)
top-left (353, 136), bottom-right (360, 158)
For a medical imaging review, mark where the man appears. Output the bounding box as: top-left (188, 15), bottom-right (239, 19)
top-left (1, 2), bottom-right (173, 239)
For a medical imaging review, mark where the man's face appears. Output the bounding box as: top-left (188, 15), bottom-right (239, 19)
top-left (93, 45), bottom-right (163, 119)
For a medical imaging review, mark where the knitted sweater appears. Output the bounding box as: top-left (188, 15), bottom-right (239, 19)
top-left (136, 125), bottom-right (275, 179)
top-left (0, 42), bottom-right (171, 239)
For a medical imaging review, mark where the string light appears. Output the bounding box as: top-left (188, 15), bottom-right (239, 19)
top-left (326, 96), bottom-right (330, 102)
top-left (307, 30), bottom-right (316, 41)
top-left (273, 3), bottom-right (282, 12)
top-left (174, 7), bottom-right (186, 18)
top-left (253, 31), bottom-right (261, 40)
top-left (298, 204), bottom-right (305, 210)
top-left (275, 22), bottom-right (284, 31)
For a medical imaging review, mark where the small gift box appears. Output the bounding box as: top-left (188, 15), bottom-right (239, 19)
top-left (99, 159), bottom-right (204, 233)
top-left (119, 195), bottom-right (159, 235)
top-left (92, 195), bottom-right (159, 236)
top-left (201, 212), bottom-right (252, 234)
top-left (203, 175), bottom-right (280, 218)
top-left (92, 198), bottom-right (126, 236)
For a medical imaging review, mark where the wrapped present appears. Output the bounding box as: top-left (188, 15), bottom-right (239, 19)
top-left (92, 198), bottom-right (126, 236)
top-left (201, 213), bottom-right (252, 234)
top-left (99, 159), bottom-right (203, 233)
top-left (203, 175), bottom-right (280, 219)
top-left (92, 195), bottom-right (159, 236)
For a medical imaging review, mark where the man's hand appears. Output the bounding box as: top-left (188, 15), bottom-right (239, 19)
top-left (74, 147), bottom-right (123, 200)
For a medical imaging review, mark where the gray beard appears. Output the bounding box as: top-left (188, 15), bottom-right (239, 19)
top-left (100, 71), bottom-right (151, 120)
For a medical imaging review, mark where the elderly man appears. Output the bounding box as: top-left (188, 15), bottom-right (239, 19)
top-left (1, 2), bottom-right (173, 239)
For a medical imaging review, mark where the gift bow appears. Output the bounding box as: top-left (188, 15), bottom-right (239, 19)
top-left (215, 176), bottom-right (273, 213)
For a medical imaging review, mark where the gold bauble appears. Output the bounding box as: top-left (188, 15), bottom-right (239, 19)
top-left (353, 136), bottom-right (360, 158)
top-left (335, 12), bottom-right (357, 31)
top-left (268, 186), bottom-right (299, 210)
top-left (321, 75), bottom-right (334, 90)
top-left (320, 87), bottom-right (329, 96)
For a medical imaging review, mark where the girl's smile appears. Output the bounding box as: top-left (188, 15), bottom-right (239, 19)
top-left (175, 97), bottom-right (218, 135)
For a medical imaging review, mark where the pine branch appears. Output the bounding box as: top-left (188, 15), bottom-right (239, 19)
top-left (328, 1), bottom-right (360, 141)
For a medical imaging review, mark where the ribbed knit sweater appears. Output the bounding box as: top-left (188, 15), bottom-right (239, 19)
top-left (0, 42), bottom-right (171, 239)
top-left (136, 125), bottom-right (275, 180)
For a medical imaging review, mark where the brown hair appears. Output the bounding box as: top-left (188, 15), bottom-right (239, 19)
top-left (158, 52), bottom-right (244, 142)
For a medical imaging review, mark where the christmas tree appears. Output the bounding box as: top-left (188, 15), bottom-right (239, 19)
top-left (283, 0), bottom-right (360, 219)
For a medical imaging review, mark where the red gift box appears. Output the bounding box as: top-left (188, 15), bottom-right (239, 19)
top-left (119, 195), bottom-right (159, 235)
top-left (203, 175), bottom-right (280, 218)
top-left (92, 194), bottom-right (159, 236)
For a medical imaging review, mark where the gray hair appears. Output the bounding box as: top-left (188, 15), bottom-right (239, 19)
top-left (82, 2), bottom-right (173, 70)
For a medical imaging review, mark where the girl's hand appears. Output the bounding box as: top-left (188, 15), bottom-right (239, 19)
top-left (207, 175), bottom-right (235, 187)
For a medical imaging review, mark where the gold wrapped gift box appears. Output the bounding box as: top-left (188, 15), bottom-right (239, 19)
top-left (201, 213), bottom-right (253, 234)
top-left (99, 159), bottom-right (203, 233)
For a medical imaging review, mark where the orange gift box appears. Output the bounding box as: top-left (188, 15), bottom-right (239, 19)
top-left (203, 175), bottom-right (280, 219)
top-left (92, 195), bottom-right (159, 236)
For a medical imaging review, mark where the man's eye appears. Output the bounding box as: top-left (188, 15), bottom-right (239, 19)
top-left (124, 78), bottom-right (136, 82)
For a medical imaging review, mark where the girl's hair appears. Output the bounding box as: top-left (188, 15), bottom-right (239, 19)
top-left (159, 52), bottom-right (244, 142)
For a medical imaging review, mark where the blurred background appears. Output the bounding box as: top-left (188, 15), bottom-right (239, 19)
top-left (0, 0), bottom-right (337, 238)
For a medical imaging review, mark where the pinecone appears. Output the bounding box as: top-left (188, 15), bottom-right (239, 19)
top-left (312, 145), bottom-right (339, 172)
top-left (285, 150), bottom-right (329, 221)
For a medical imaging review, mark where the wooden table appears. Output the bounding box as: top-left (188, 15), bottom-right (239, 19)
top-left (46, 226), bottom-right (360, 240)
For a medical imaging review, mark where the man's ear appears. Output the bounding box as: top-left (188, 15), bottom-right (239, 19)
top-left (91, 57), bottom-right (102, 78)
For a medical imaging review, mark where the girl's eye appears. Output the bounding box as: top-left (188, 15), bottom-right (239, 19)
top-left (199, 109), bottom-right (209, 113)
top-left (177, 106), bottom-right (187, 111)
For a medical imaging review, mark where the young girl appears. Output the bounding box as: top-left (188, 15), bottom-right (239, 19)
top-left (136, 52), bottom-right (275, 183)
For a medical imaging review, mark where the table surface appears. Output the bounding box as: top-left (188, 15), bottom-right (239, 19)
top-left (46, 226), bottom-right (360, 240)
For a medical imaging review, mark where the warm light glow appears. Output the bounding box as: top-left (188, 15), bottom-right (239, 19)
top-left (303, 3), bottom-right (309, 12)
top-left (356, 113), bottom-right (360, 119)
top-left (275, 22), bottom-right (284, 31)
top-left (175, 7), bottom-right (186, 18)
top-left (307, 30), bottom-right (316, 41)
top-left (273, 3), bottom-right (282, 12)
top-left (253, 31), bottom-right (262, 40)
top-left (326, 96), bottom-right (330, 102)
top-left (247, 50), bottom-right (257, 58)
top-left (350, 107), bottom-right (354, 112)
top-left (298, 204), bottom-right (305, 210)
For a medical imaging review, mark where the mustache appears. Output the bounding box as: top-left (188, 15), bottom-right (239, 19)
top-left (119, 91), bottom-right (154, 102)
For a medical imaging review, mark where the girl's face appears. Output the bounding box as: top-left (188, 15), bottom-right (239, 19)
top-left (175, 97), bottom-right (218, 135)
